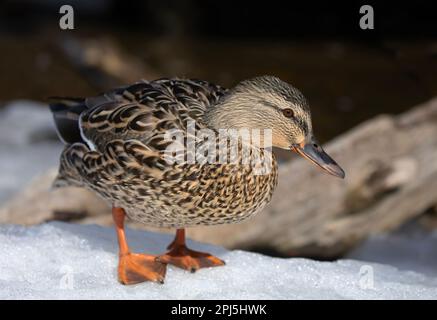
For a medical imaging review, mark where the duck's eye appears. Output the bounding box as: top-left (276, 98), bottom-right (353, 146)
top-left (282, 108), bottom-right (294, 118)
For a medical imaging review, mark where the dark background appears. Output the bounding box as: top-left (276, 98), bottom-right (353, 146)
top-left (1, 0), bottom-right (437, 143)
top-left (2, 1), bottom-right (436, 38)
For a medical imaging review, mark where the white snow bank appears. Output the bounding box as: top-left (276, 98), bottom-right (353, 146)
top-left (0, 101), bottom-right (63, 202)
top-left (1, 222), bottom-right (436, 300)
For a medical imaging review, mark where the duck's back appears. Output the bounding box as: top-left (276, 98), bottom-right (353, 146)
top-left (50, 78), bottom-right (278, 228)
top-left (51, 78), bottom-right (227, 151)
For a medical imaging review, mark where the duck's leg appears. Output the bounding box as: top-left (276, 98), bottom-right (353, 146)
top-left (157, 229), bottom-right (225, 273)
top-left (112, 207), bottom-right (166, 285)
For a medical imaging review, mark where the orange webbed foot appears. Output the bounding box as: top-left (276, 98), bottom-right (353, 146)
top-left (118, 252), bottom-right (167, 285)
top-left (157, 244), bottom-right (225, 273)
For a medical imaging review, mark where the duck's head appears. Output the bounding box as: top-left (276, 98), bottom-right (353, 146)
top-left (205, 75), bottom-right (345, 178)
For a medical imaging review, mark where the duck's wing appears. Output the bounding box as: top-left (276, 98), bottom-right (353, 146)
top-left (81, 78), bottom-right (227, 152)
top-left (51, 79), bottom-right (228, 187)
top-left (50, 78), bottom-right (227, 152)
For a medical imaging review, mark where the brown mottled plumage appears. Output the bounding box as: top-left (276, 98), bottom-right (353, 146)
top-left (51, 77), bottom-right (279, 228)
top-left (50, 76), bottom-right (344, 284)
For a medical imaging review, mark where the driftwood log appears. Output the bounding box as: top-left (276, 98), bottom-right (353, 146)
top-left (1, 98), bottom-right (437, 258)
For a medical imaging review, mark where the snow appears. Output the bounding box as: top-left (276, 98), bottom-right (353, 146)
top-left (0, 222), bottom-right (436, 300)
top-left (0, 101), bottom-right (63, 203)
top-left (1, 101), bottom-right (437, 299)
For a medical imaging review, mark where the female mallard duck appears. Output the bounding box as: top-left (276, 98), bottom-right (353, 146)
top-left (50, 76), bottom-right (344, 285)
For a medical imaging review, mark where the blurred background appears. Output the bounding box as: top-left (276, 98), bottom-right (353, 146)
top-left (1, 0), bottom-right (437, 273)
top-left (1, 1), bottom-right (437, 139)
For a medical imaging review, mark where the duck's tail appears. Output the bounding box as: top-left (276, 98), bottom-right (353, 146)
top-left (51, 143), bottom-right (88, 189)
top-left (49, 97), bottom-right (87, 145)
top-left (49, 97), bottom-right (89, 188)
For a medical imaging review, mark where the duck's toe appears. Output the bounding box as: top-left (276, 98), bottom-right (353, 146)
top-left (157, 246), bottom-right (225, 273)
top-left (118, 252), bottom-right (167, 285)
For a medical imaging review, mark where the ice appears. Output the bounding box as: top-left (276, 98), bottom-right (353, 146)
top-left (0, 222), bottom-right (436, 299)
top-left (0, 101), bottom-right (63, 203)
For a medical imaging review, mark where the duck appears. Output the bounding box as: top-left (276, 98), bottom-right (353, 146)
top-left (49, 76), bottom-right (345, 285)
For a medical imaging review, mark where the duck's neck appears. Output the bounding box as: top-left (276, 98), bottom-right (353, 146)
top-left (203, 91), bottom-right (260, 132)
top-left (203, 95), bottom-right (274, 150)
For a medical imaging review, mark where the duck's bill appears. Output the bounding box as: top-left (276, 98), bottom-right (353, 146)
top-left (292, 139), bottom-right (345, 179)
